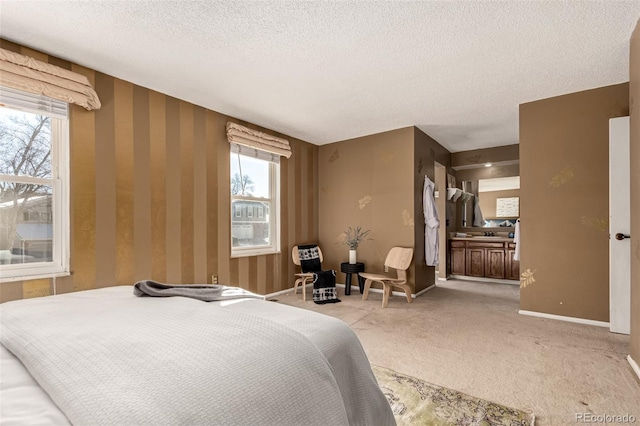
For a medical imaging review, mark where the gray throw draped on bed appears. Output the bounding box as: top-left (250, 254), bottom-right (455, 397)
top-left (133, 280), bottom-right (264, 302)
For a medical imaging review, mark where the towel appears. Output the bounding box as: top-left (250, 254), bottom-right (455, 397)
top-left (297, 244), bottom-right (322, 272)
top-left (133, 280), bottom-right (265, 302)
top-left (513, 220), bottom-right (521, 261)
top-left (297, 245), bottom-right (340, 304)
top-left (312, 271), bottom-right (341, 305)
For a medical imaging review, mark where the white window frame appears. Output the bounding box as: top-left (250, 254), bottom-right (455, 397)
top-left (230, 147), bottom-right (280, 258)
top-left (0, 87), bottom-right (70, 282)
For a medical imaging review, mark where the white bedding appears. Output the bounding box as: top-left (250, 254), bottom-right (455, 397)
top-left (0, 287), bottom-right (395, 425)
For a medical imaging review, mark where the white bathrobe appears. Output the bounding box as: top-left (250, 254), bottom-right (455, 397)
top-left (423, 176), bottom-right (439, 266)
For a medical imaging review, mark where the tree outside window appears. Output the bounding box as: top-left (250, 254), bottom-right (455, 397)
top-left (0, 88), bottom-right (69, 280)
top-left (0, 110), bottom-right (53, 263)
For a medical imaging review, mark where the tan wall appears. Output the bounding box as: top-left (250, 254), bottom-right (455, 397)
top-left (630, 20), bottom-right (640, 365)
top-left (318, 128), bottom-right (416, 291)
top-left (0, 39), bottom-right (318, 302)
top-left (451, 144), bottom-right (519, 168)
top-left (455, 164), bottom-right (520, 182)
top-left (454, 151), bottom-right (519, 232)
top-left (317, 127), bottom-right (450, 295)
top-left (414, 127), bottom-right (452, 291)
top-left (519, 83), bottom-right (629, 321)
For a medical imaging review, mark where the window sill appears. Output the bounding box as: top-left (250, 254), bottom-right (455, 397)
top-left (231, 248), bottom-right (281, 258)
top-left (0, 271), bottom-right (70, 284)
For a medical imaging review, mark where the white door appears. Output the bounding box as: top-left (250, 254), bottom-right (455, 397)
top-left (609, 116), bottom-right (630, 335)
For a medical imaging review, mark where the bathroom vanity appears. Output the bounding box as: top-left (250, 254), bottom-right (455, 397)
top-left (449, 237), bottom-right (519, 281)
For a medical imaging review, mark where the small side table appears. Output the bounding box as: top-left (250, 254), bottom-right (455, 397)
top-left (340, 262), bottom-right (365, 295)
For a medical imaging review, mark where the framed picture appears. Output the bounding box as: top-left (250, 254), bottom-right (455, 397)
top-left (496, 197), bottom-right (519, 217)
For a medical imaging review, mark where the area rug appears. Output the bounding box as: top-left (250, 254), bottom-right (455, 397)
top-left (372, 365), bottom-right (535, 426)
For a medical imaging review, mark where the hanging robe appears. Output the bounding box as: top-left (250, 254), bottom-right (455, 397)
top-left (472, 194), bottom-right (484, 227)
top-left (423, 176), bottom-right (439, 266)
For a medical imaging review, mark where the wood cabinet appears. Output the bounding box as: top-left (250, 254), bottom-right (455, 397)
top-left (485, 248), bottom-right (506, 279)
top-left (466, 247), bottom-right (485, 277)
top-left (505, 243), bottom-right (520, 280)
top-left (449, 239), bottom-right (517, 281)
top-left (450, 241), bottom-right (466, 275)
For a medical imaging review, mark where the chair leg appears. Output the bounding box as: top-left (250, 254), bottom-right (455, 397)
top-left (303, 278), bottom-right (307, 301)
top-left (362, 279), bottom-right (373, 301)
top-left (402, 285), bottom-right (412, 304)
top-left (381, 284), bottom-right (393, 308)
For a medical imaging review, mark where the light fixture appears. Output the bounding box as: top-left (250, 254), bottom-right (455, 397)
top-left (484, 163), bottom-right (492, 167)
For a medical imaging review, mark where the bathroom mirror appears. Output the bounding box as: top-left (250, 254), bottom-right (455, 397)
top-left (458, 176), bottom-right (520, 229)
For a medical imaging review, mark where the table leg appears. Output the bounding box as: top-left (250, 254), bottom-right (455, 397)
top-left (358, 274), bottom-right (365, 294)
top-left (345, 273), bottom-right (352, 295)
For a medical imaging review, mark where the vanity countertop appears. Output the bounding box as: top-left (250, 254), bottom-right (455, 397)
top-left (450, 236), bottom-right (514, 242)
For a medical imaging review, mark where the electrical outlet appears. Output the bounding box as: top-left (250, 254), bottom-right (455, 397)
top-left (212, 275), bottom-right (218, 284)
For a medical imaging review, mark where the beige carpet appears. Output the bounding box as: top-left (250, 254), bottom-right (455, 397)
top-left (276, 279), bottom-right (640, 426)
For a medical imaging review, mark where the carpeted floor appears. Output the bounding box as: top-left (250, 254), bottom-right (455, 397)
top-left (276, 279), bottom-right (640, 426)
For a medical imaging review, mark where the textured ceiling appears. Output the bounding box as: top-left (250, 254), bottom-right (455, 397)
top-left (2, 1), bottom-right (639, 152)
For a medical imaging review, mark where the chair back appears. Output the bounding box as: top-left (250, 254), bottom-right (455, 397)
top-left (292, 245), bottom-right (323, 267)
top-left (384, 247), bottom-right (414, 281)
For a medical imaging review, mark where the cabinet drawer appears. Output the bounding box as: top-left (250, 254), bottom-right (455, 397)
top-left (467, 241), bottom-right (505, 249)
top-left (450, 241), bottom-right (466, 248)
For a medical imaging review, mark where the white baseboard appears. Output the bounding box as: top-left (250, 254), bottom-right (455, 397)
top-left (270, 282), bottom-right (436, 300)
top-left (518, 310), bottom-right (610, 328)
top-left (449, 275), bottom-right (519, 285)
top-left (337, 282), bottom-right (436, 299)
top-left (265, 287), bottom-right (298, 299)
top-left (628, 355), bottom-right (640, 381)
top-left (415, 284), bottom-right (437, 297)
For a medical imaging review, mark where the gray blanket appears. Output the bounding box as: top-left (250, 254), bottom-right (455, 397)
top-left (133, 280), bottom-right (265, 302)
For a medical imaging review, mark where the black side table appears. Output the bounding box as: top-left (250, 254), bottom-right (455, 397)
top-left (340, 262), bottom-right (365, 295)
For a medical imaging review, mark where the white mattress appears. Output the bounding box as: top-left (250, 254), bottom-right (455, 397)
top-left (0, 287), bottom-right (394, 425)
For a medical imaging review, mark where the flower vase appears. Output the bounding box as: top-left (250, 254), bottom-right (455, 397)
top-left (349, 249), bottom-right (357, 264)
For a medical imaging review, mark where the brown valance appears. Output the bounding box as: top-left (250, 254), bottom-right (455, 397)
top-left (226, 122), bottom-right (291, 159)
top-left (0, 48), bottom-right (101, 111)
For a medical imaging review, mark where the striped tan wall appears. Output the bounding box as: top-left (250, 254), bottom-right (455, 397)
top-left (0, 39), bottom-right (318, 302)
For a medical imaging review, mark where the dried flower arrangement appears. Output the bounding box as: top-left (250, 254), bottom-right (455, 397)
top-left (342, 226), bottom-right (372, 250)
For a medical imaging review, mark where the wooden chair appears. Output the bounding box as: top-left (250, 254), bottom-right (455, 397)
top-left (292, 245), bottom-right (324, 301)
top-left (360, 247), bottom-right (414, 308)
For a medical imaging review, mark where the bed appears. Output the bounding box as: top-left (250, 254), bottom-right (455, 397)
top-left (0, 286), bottom-right (395, 425)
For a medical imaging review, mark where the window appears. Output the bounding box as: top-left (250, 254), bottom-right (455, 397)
top-left (230, 145), bottom-right (280, 257)
top-left (0, 86), bottom-right (69, 281)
